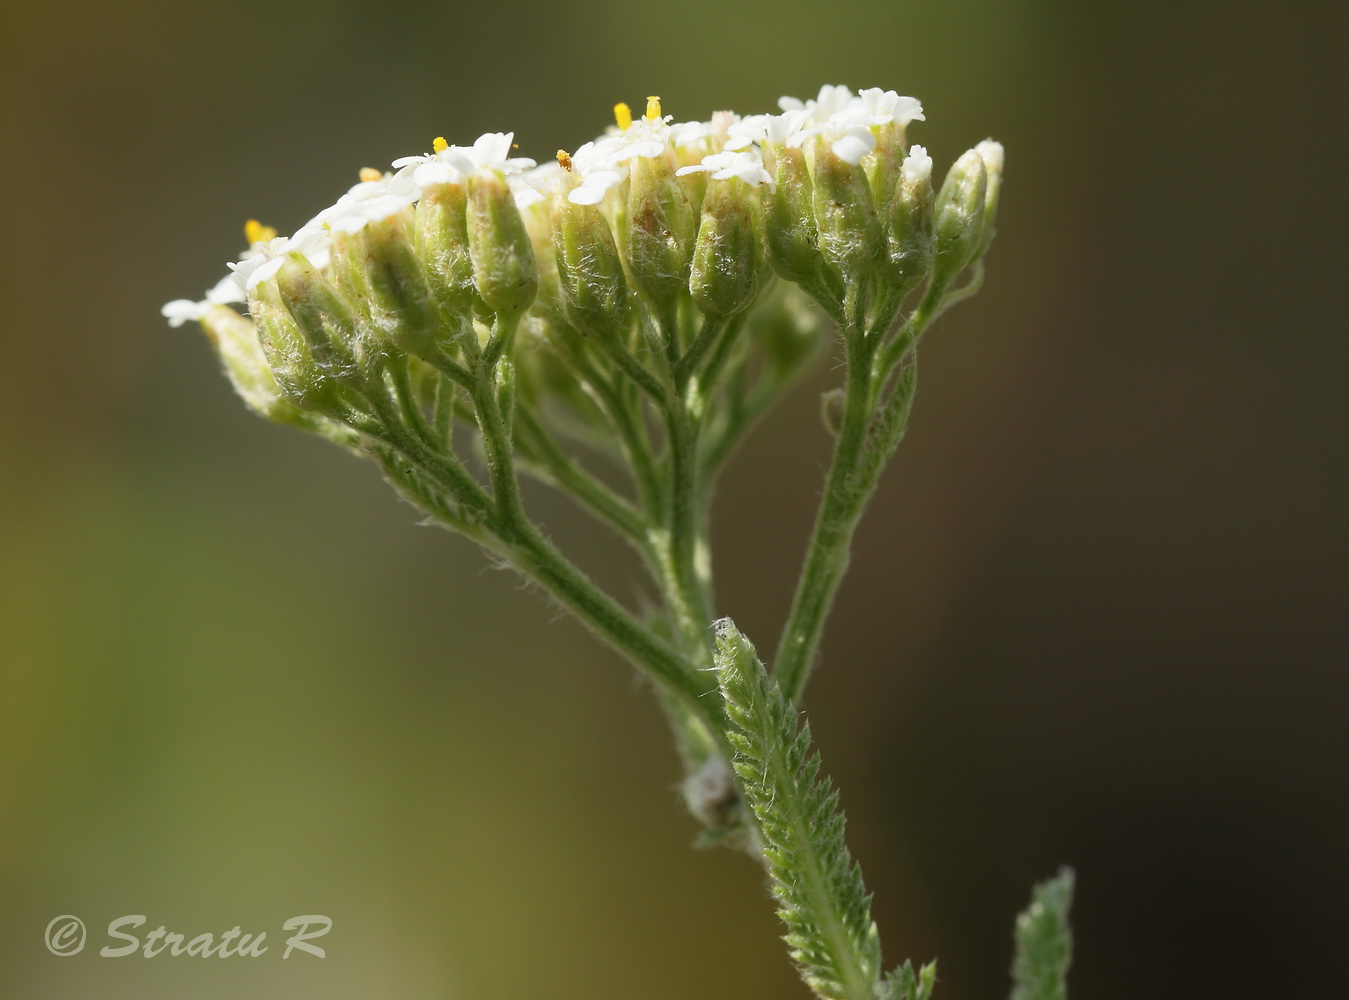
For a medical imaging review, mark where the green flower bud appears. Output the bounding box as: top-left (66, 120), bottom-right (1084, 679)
top-left (884, 145), bottom-right (936, 288)
top-left (519, 195), bottom-right (566, 330)
top-left (356, 212), bottom-right (443, 361)
top-left (249, 273), bottom-right (347, 417)
top-left (276, 253), bottom-right (367, 387)
top-left (415, 181), bottom-right (481, 323)
top-left (810, 140), bottom-right (883, 284)
top-left (763, 148), bottom-right (816, 280)
top-left (553, 196), bottom-right (631, 341)
top-left (865, 121), bottom-right (905, 221)
top-left (762, 146), bottom-right (844, 310)
top-left (970, 139), bottom-right (1004, 262)
top-left (625, 152), bottom-right (698, 309)
top-left (931, 148), bottom-right (988, 288)
top-left (199, 305), bottom-right (302, 426)
top-left (690, 179), bottom-right (764, 320)
top-left (467, 170), bottom-right (538, 320)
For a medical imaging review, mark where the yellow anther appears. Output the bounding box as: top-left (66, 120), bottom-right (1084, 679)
top-left (645, 95), bottom-right (662, 121)
top-left (556, 149), bottom-right (573, 171)
top-left (614, 102), bottom-right (633, 131)
top-left (432, 136), bottom-right (448, 153)
top-left (358, 167), bottom-right (382, 183)
top-left (243, 219), bottom-right (277, 245)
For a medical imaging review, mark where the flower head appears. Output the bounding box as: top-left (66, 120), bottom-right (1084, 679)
top-left (676, 150), bottom-right (774, 189)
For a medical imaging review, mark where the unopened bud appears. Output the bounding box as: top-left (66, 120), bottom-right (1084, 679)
top-left (518, 195), bottom-right (564, 328)
top-left (467, 170), bottom-right (538, 320)
top-left (249, 271), bottom-right (347, 416)
top-left (865, 122), bottom-right (905, 220)
top-left (764, 148), bottom-right (818, 280)
top-left (276, 254), bottom-right (366, 387)
top-left (810, 140), bottom-right (883, 284)
top-left (553, 197), bottom-right (631, 340)
top-left (971, 139), bottom-right (1004, 261)
top-left (356, 213), bottom-right (442, 360)
top-left (625, 152), bottom-right (698, 308)
top-left (199, 305), bottom-right (314, 428)
top-left (416, 181), bottom-right (480, 322)
top-left (690, 179), bottom-right (764, 319)
top-left (931, 148), bottom-right (988, 288)
top-left (884, 144), bottom-right (935, 288)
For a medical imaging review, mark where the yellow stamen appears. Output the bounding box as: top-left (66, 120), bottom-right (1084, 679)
top-left (243, 219), bottom-right (276, 245)
top-left (432, 136), bottom-right (448, 153)
top-left (556, 149), bottom-right (573, 171)
top-left (645, 95), bottom-right (662, 121)
top-left (614, 102), bottom-right (632, 131)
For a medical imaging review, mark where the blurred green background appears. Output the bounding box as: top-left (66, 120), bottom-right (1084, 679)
top-left (2, 0), bottom-right (1346, 997)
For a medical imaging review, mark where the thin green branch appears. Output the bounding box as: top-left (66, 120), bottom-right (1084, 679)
top-left (773, 319), bottom-right (878, 703)
top-left (513, 404), bottom-right (661, 572)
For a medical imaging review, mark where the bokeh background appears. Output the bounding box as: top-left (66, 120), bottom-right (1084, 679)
top-left (2, 0), bottom-right (1345, 997)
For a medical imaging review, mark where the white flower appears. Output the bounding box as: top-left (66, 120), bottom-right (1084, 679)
top-left (162, 271), bottom-right (248, 326)
top-left (162, 298), bottom-right (211, 328)
top-left (511, 161), bottom-right (564, 210)
top-left (778, 85), bottom-right (926, 165)
top-left (324, 170), bottom-right (420, 235)
top-left (849, 88), bottom-right (924, 127)
top-left (670, 119), bottom-right (713, 148)
top-left (787, 118), bottom-right (876, 165)
top-left (205, 272), bottom-right (246, 306)
top-left (563, 136), bottom-right (630, 206)
top-left (902, 145), bottom-right (933, 185)
top-left (779, 84), bottom-right (856, 122)
top-left (676, 150), bottom-right (774, 189)
top-left (392, 132), bottom-right (537, 189)
top-left (453, 132), bottom-right (537, 175)
top-left (725, 109), bottom-right (809, 151)
top-left (610, 116), bottom-right (671, 161)
top-left (227, 216), bottom-right (334, 293)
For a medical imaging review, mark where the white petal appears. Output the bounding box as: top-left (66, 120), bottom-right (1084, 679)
top-left (414, 160), bottom-right (460, 187)
top-left (162, 299), bottom-right (206, 327)
top-left (246, 255), bottom-right (286, 291)
top-left (205, 274), bottom-right (246, 305)
top-left (831, 132), bottom-right (875, 165)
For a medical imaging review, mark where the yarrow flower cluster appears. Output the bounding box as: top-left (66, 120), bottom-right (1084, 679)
top-left (165, 86), bottom-right (993, 328)
top-left (165, 86), bottom-right (1002, 438)
top-left (160, 87), bottom-right (1035, 1000)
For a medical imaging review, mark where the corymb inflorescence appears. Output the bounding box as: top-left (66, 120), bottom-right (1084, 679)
top-left (161, 86), bottom-right (1060, 1000)
top-left (164, 85), bottom-right (1001, 455)
top-left (161, 81), bottom-right (1006, 802)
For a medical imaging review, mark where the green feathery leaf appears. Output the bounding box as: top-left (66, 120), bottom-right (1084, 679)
top-left (880, 960), bottom-right (936, 1000)
top-left (714, 618), bottom-right (883, 1000)
top-left (1010, 868), bottom-right (1075, 1000)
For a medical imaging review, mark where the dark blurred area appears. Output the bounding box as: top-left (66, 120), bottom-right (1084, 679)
top-left (2, 0), bottom-right (1346, 997)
